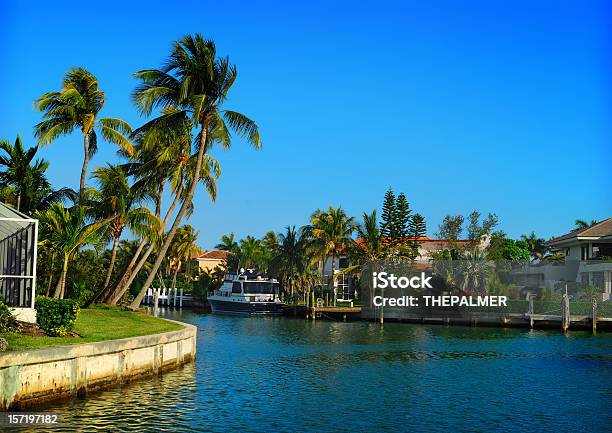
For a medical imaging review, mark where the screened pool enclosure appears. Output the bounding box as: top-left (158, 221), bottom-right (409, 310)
top-left (0, 202), bottom-right (38, 309)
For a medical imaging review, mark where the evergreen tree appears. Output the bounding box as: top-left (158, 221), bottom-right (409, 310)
top-left (380, 188), bottom-right (396, 239)
top-left (408, 213), bottom-right (427, 257)
top-left (394, 192), bottom-right (411, 241)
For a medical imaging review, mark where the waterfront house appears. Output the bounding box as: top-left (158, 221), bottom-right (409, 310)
top-left (194, 250), bottom-right (229, 273)
top-left (320, 236), bottom-right (485, 302)
top-left (512, 218), bottom-right (612, 300)
top-left (0, 201), bottom-right (38, 323)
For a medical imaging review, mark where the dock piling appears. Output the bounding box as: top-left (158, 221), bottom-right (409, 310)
top-left (592, 298), bottom-right (597, 335)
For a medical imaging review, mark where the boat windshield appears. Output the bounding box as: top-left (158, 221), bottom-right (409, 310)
top-left (243, 281), bottom-right (276, 294)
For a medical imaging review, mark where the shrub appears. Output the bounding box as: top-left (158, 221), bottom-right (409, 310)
top-left (35, 296), bottom-right (80, 336)
top-left (0, 297), bottom-right (19, 333)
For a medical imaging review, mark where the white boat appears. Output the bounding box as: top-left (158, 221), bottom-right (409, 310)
top-left (208, 270), bottom-right (285, 315)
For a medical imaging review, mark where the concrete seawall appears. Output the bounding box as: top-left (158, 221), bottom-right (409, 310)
top-left (0, 320), bottom-right (197, 410)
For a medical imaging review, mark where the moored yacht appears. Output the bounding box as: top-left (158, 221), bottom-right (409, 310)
top-left (208, 270), bottom-right (284, 315)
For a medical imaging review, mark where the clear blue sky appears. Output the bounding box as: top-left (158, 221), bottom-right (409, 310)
top-left (1, 0), bottom-right (610, 248)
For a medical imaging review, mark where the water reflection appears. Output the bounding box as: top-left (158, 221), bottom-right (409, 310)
top-left (25, 311), bottom-right (612, 432)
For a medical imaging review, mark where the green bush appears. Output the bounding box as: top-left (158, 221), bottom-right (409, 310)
top-left (0, 297), bottom-right (19, 333)
top-left (35, 296), bottom-right (80, 336)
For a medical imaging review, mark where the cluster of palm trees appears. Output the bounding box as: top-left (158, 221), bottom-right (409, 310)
top-left (213, 206), bottom-right (427, 304)
top-left (1, 34), bottom-right (261, 309)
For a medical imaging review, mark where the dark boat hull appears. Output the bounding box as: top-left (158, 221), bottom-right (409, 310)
top-left (208, 298), bottom-right (285, 315)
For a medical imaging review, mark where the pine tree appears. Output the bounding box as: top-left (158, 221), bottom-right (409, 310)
top-left (394, 193), bottom-right (411, 242)
top-left (380, 188), bottom-right (396, 239)
top-left (408, 213), bottom-right (427, 257)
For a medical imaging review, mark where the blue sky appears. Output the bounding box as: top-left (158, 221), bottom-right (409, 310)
top-left (1, 0), bottom-right (610, 248)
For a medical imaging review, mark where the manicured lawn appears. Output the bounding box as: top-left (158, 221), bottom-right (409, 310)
top-left (0, 305), bottom-right (183, 351)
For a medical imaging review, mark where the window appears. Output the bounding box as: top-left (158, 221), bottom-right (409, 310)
top-left (339, 257), bottom-right (349, 269)
top-left (243, 282), bottom-right (276, 294)
top-left (232, 282), bottom-right (242, 294)
top-left (581, 246), bottom-right (588, 260)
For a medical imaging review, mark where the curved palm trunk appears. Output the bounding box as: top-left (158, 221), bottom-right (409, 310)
top-left (103, 238), bottom-right (146, 303)
top-left (129, 128), bottom-right (208, 310)
top-left (88, 236), bottom-right (120, 305)
top-left (55, 254), bottom-right (69, 299)
top-left (80, 132), bottom-right (90, 200)
top-left (109, 185), bottom-right (182, 305)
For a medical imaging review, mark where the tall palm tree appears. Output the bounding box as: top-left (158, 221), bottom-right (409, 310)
top-left (307, 207), bottom-right (355, 305)
top-left (85, 165), bottom-right (159, 304)
top-left (169, 225), bottom-right (200, 290)
top-left (34, 67), bottom-right (134, 200)
top-left (0, 136), bottom-right (76, 213)
top-left (271, 226), bottom-right (309, 299)
top-left (129, 33), bottom-right (261, 309)
top-left (35, 203), bottom-right (107, 298)
top-left (108, 110), bottom-right (220, 305)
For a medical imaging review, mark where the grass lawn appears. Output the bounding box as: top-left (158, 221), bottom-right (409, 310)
top-left (0, 305), bottom-right (184, 351)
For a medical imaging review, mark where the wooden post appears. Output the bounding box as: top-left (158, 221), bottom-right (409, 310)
top-left (311, 291), bottom-right (315, 321)
top-left (528, 294), bottom-right (534, 328)
top-left (561, 293), bottom-right (570, 333)
top-left (153, 288), bottom-right (159, 316)
top-left (592, 297), bottom-right (597, 335)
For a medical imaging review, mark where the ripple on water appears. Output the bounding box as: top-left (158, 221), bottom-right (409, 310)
top-left (27, 312), bottom-right (612, 433)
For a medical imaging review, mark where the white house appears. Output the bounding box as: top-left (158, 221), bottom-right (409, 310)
top-left (546, 218), bottom-right (612, 300)
top-left (512, 218), bottom-right (612, 299)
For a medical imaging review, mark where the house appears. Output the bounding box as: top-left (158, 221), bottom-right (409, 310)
top-left (193, 250), bottom-right (228, 273)
top-left (511, 218), bottom-right (612, 299)
top-left (546, 218), bottom-right (612, 299)
top-left (320, 236), bottom-right (486, 301)
top-left (0, 202), bottom-right (38, 323)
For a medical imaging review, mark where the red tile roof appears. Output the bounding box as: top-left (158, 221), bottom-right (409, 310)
top-left (196, 250), bottom-right (228, 260)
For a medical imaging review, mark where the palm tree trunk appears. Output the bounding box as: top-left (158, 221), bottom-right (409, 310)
top-left (55, 255), bottom-right (69, 299)
top-left (80, 133), bottom-right (90, 200)
top-left (46, 252), bottom-right (56, 296)
top-left (129, 128), bottom-right (208, 310)
top-left (104, 238), bottom-right (147, 303)
top-left (171, 264), bottom-right (179, 291)
top-left (16, 194), bottom-right (21, 212)
top-left (330, 255), bottom-right (336, 306)
top-left (92, 236), bottom-right (120, 303)
top-left (108, 184), bottom-right (182, 304)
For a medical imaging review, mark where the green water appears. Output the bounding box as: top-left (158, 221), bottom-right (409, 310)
top-left (34, 310), bottom-right (612, 432)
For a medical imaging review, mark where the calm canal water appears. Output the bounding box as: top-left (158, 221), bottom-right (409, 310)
top-left (32, 310), bottom-right (612, 432)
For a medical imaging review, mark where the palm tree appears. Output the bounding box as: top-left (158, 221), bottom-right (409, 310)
top-left (85, 165), bottom-right (159, 304)
top-left (108, 109), bottom-right (220, 305)
top-left (517, 232), bottom-right (547, 261)
top-left (169, 225), bottom-right (200, 290)
top-left (129, 33), bottom-right (261, 309)
top-left (35, 203), bottom-right (107, 298)
top-left (457, 249), bottom-right (493, 294)
top-left (238, 236), bottom-right (262, 270)
top-left (34, 67), bottom-right (134, 200)
top-left (307, 207), bottom-right (355, 305)
top-left (574, 219), bottom-right (598, 231)
top-left (216, 232), bottom-right (239, 271)
top-left (0, 135), bottom-right (76, 213)
top-left (271, 226), bottom-right (309, 300)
